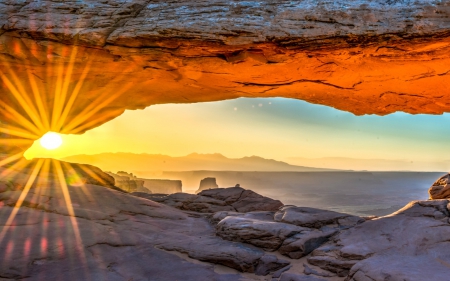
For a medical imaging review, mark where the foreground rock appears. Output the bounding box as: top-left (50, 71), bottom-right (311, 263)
top-left (133, 187), bottom-right (283, 213)
top-left (307, 200), bottom-right (450, 279)
top-left (428, 173), bottom-right (450, 199)
top-left (1, 161), bottom-right (450, 280)
top-left (215, 207), bottom-right (363, 260)
top-left (0, 165), bottom-right (288, 280)
top-left (275, 206), bottom-right (364, 229)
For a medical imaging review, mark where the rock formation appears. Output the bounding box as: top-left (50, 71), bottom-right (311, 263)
top-left (215, 208), bottom-right (363, 258)
top-left (3, 0), bottom-right (450, 155)
top-left (197, 177), bottom-right (219, 193)
top-left (2, 157), bottom-right (116, 189)
top-left (307, 200), bottom-right (450, 279)
top-left (1, 163), bottom-right (449, 280)
top-left (106, 171), bottom-right (150, 193)
top-left (429, 173), bottom-right (450, 199)
top-left (132, 186), bottom-right (284, 213)
top-left (139, 178), bottom-right (182, 194)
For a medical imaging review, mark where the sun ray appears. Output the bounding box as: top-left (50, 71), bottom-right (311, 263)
top-left (50, 58), bottom-right (66, 130)
top-left (0, 157), bottom-right (32, 179)
top-left (56, 61), bottom-right (92, 132)
top-left (0, 159), bottom-right (44, 244)
top-left (52, 159), bottom-right (88, 268)
top-left (0, 153), bottom-right (25, 169)
top-left (0, 139), bottom-right (34, 146)
top-left (51, 47), bottom-right (78, 132)
top-left (69, 108), bottom-right (125, 135)
top-left (0, 99), bottom-right (42, 136)
top-left (27, 69), bottom-right (50, 131)
top-left (5, 68), bottom-right (46, 133)
top-left (0, 126), bottom-right (39, 140)
top-left (0, 70), bottom-right (45, 133)
top-left (62, 82), bottom-right (133, 133)
top-left (61, 162), bottom-right (94, 201)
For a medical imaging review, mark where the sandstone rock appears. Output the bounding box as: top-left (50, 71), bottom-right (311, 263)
top-left (0, 166), bottom-right (268, 280)
top-left (140, 179), bottom-right (182, 194)
top-left (0, 181), bottom-right (8, 193)
top-left (210, 210), bottom-right (275, 224)
top-left (303, 264), bottom-right (335, 278)
top-left (275, 206), bottom-right (364, 229)
top-left (7, 158), bottom-right (116, 189)
top-left (272, 265), bottom-right (292, 278)
top-left (216, 216), bottom-right (307, 251)
top-left (429, 173), bottom-right (450, 199)
top-left (199, 187), bottom-right (246, 204)
top-left (278, 229), bottom-right (338, 259)
top-left (140, 187), bottom-right (284, 213)
top-left (107, 172), bottom-right (149, 193)
top-left (197, 177), bottom-right (219, 193)
top-left (232, 189), bottom-right (284, 212)
top-left (159, 237), bottom-right (265, 273)
top-left (255, 254), bottom-right (290, 276)
top-left (200, 187), bottom-right (283, 212)
top-left (3, 1), bottom-right (450, 157)
top-left (307, 199), bottom-right (450, 279)
top-left (279, 273), bottom-right (327, 281)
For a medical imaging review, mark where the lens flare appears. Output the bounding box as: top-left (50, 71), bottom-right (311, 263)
top-left (40, 132), bottom-right (63, 150)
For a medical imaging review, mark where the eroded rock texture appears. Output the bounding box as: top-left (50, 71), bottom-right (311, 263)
top-left (2, 0), bottom-right (450, 155)
top-left (132, 186), bottom-right (284, 213)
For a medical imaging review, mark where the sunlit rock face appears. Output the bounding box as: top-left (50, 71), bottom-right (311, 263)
top-left (2, 0), bottom-right (450, 154)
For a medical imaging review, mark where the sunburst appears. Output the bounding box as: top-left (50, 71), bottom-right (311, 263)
top-left (0, 38), bottom-right (133, 268)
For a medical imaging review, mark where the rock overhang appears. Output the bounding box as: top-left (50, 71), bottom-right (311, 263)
top-left (2, 0), bottom-right (450, 154)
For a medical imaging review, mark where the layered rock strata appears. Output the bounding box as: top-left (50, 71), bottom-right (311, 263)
top-left (215, 208), bottom-right (363, 259)
top-left (132, 186), bottom-right (284, 213)
top-left (3, 0), bottom-right (450, 155)
top-left (428, 173), bottom-right (450, 199)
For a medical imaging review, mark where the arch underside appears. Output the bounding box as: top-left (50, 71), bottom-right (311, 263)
top-left (2, 0), bottom-right (450, 154)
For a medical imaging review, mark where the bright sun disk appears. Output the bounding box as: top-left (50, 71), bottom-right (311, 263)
top-left (40, 132), bottom-right (63, 150)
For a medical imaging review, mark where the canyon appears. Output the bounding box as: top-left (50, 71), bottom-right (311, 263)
top-left (1, 1), bottom-right (450, 280)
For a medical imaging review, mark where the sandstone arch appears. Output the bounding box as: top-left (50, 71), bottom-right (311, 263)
top-left (2, 0), bottom-right (450, 154)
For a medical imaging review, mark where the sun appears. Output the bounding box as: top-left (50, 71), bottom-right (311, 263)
top-left (40, 132), bottom-right (63, 150)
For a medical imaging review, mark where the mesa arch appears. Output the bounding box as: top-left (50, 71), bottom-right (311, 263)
top-left (2, 0), bottom-right (450, 155)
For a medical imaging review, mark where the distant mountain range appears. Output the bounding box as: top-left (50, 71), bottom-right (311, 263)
top-left (286, 157), bottom-right (449, 172)
top-left (61, 152), bottom-right (337, 173)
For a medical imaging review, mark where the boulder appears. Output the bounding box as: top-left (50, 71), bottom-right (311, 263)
top-left (216, 217), bottom-right (307, 251)
top-left (278, 229), bottom-right (338, 259)
top-left (231, 189), bottom-right (284, 212)
top-left (255, 255), bottom-right (290, 276)
top-left (307, 200), bottom-right (450, 279)
top-left (138, 187), bottom-right (284, 214)
top-left (199, 187), bottom-right (246, 204)
top-left (275, 206), bottom-right (364, 229)
top-left (159, 238), bottom-right (288, 275)
top-left (199, 187), bottom-right (283, 212)
top-left (429, 173), bottom-right (450, 199)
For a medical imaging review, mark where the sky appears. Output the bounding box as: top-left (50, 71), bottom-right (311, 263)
top-left (24, 97), bottom-right (450, 171)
